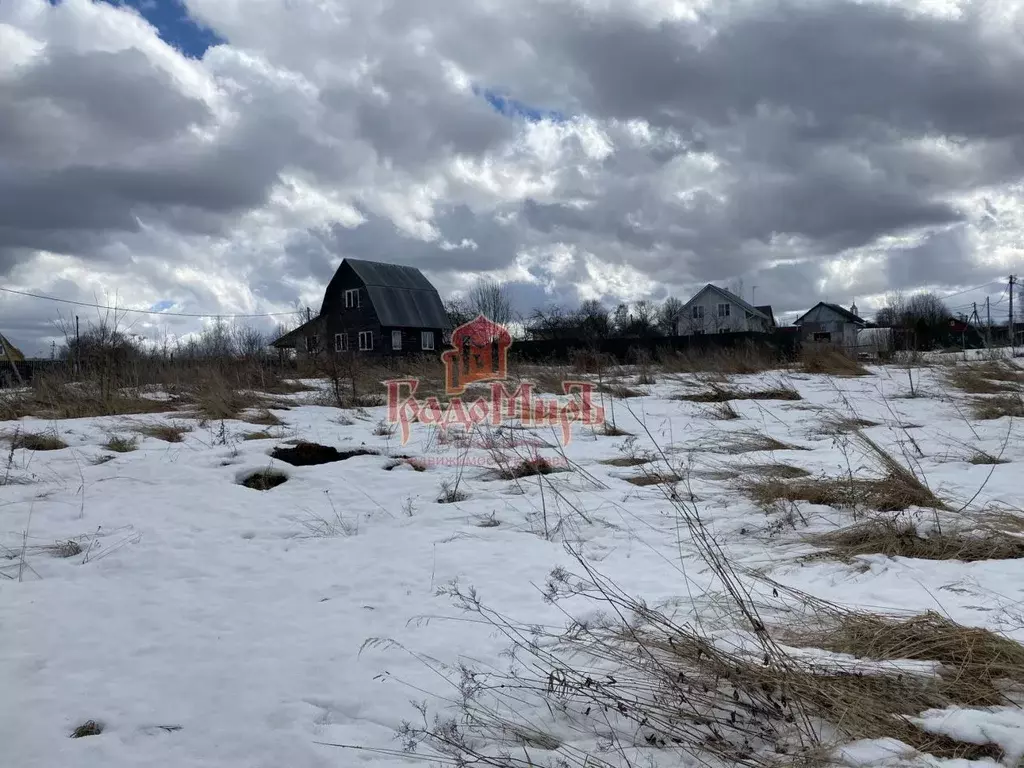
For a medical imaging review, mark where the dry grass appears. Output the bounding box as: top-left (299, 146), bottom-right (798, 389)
top-left (600, 456), bottom-right (650, 467)
top-left (626, 471), bottom-right (682, 487)
top-left (782, 610), bottom-right (1024, 707)
top-left (103, 434), bottom-right (138, 453)
top-left (819, 415), bottom-right (880, 434)
top-left (242, 430), bottom-right (275, 441)
top-left (945, 361), bottom-right (1024, 394)
top-left (0, 385), bottom-right (172, 421)
top-left (675, 384), bottom-right (801, 403)
top-left (70, 720), bottom-right (104, 738)
top-left (800, 347), bottom-right (870, 376)
top-left (743, 463), bottom-right (812, 479)
top-left (812, 518), bottom-right (1024, 562)
top-left (597, 381), bottom-right (645, 399)
top-left (136, 423), bottom-right (191, 443)
top-left (498, 457), bottom-right (567, 480)
top-left (705, 400), bottom-right (741, 420)
top-left (970, 394), bottom-right (1024, 420)
top-left (659, 344), bottom-right (781, 375)
top-left (9, 431), bottom-right (67, 451)
top-left (712, 430), bottom-right (803, 455)
top-left (244, 409), bottom-right (283, 427)
top-left (968, 451), bottom-right (1010, 465)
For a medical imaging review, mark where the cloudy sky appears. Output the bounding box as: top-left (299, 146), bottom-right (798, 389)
top-left (1, 0), bottom-right (1021, 355)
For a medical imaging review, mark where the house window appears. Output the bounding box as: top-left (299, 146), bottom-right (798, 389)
top-left (358, 331), bottom-right (373, 351)
top-left (813, 331), bottom-right (832, 342)
top-left (344, 288), bottom-right (360, 309)
top-left (305, 335), bottom-right (319, 353)
top-left (421, 330), bottom-right (435, 351)
top-left (691, 306), bottom-right (705, 320)
top-left (391, 330), bottom-right (402, 350)
top-left (717, 303), bottom-right (731, 318)
top-left (335, 333), bottom-right (348, 352)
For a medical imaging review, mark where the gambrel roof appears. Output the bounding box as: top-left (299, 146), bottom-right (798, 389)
top-left (321, 258), bottom-right (450, 329)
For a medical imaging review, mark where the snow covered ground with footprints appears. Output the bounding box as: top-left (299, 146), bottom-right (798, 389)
top-left (3, 360), bottom-right (1024, 768)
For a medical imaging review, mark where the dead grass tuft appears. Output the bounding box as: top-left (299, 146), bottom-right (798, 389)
top-left (137, 423), bottom-right (191, 443)
top-left (743, 463), bottom-right (812, 479)
top-left (783, 610), bottom-right (1024, 707)
top-left (244, 409), bottom-right (283, 427)
top-left (748, 468), bottom-right (942, 512)
top-left (713, 430), bottom-right (802, 455)
top-left (945, 361), bottom-right (1024, 394)
top-left (598, 382), bottom-right (645, 399)
top-left (103, 434), bottom-right (138, 453)
top-left (659, 344), bottom-right (780, 375)
top-left (675, 385), bottom-right (801, 403)
top-left (970, 394), bottom-right (1024, 420)
top-left (600, 456), bottom-right (651, 467)
top-left (498, 457), bottom-right (567, 480)
top-left (242, 430), bottom-right (275, 441)
top-left (70, 720), bottom-right (104, 738)
top-left (626, 471), bottom-right (682, 487)
top-left (819, 415), bottom-right (880, 434)
top-left (812, 518), bottom-right (1024, 562)
top-left (968, 451), bottom-right (1009, 465)
top-left (10, 431), bottom-right (68, 451)
top-left (801, 347), bottom-right (870, 376)
top-left (705, 400), bottom-right (741, 420)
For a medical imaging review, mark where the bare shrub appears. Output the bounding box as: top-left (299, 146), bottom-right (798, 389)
top-left (437, 478), bottom-right (469, 503)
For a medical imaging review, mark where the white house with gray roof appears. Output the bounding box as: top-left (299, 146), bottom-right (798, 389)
top-left (674, 284), bottom-right (774, 336)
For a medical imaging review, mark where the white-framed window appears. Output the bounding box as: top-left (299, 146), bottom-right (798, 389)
top-left (421, 330), bottom-right (435, 351)
top-left (691, 305), bottom-right (705, 320)
top-left (358, 331), bottom-right (373, 351)
top-left (344, 288), bottom-right (360, 309)
top-left (391, 330), bottom-right (402, 350)
top-left (305, 335), bottom-right (319, 353)
top-left (335, 333), bottom-right (348, 352)
top-left (717, 303), bottom-right (731, 318)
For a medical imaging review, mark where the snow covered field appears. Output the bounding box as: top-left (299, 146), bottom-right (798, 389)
top-left (3, 362), bottom-right (1024, 767)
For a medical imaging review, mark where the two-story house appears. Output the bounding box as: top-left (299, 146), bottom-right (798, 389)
top-left (272, 258), bottom-right (449, 358)
top-left (674, 284), bottom-right (774, 336)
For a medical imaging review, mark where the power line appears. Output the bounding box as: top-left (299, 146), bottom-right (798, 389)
top-left (0, 286), bottom-right (299, 318)
top-left (934, 280), bottom-right (1003, 300)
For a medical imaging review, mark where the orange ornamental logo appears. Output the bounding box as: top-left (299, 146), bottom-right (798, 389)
top-left (385, 315), bottom-right (605, 446)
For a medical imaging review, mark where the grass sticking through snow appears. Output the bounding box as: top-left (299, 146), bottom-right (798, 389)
top-left (137, 423), bottom-right (191, 443)
top-left (103, 435), bottom-right (138, 453)
top-left (10, 432), bottom-right (67, 451)
top-left (812, 518), bottom-right (1024, 562)
top-left (970, 394), bottom-right (1024, 420)
top-left (800, 347), bottom-right (870, 377)
top-left (675, 384), bottom-right (801, 403)
top-left (240, 469), bottom-right (288, 491)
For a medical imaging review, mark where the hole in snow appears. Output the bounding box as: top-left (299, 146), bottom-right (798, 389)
top-left (270, 442), bottom-right (379, 466)
top-left (240, 469), bottom-right (289, 491)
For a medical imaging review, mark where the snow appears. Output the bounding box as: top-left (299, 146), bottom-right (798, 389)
top-left (2, 363), bottom-right (1024, 767)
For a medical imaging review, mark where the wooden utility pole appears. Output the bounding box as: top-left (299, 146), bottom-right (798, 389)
top-left (1010, 275), bottom-right (1016, 356)
top-left (986, 296), bottom-right (991, 346)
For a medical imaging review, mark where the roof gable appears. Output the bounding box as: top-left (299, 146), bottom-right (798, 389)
top-left (681, 284), bottom-right (769, 320)
top-left (794, 302), bottom-right (866, 326)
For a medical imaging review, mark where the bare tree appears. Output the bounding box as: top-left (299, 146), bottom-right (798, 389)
top-left (658, 297), bottom-right (685, 336)
top-left (468, 279), bottom-right (512, 328)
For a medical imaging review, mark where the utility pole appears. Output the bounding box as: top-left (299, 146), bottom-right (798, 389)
top-left (986, 296), bottom-right (991, 346)
top-left (1010, 275), bottom-right (1017, 356)
top-left (75, 314), bottom-right (80, 375)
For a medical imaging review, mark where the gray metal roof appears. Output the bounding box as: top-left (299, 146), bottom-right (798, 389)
top-left (682, 284), bottom-right (770, 321)
top-left (345, 259), bottom-right (450, 329)
top-left (794, 302), bottom-right (866, 326)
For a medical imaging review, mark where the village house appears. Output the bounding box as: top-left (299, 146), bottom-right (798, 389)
top-left (674, 284), bottom-right (775, 336)
top-left (272, 258), bottom-right (449, 358)
top-left (793, 301), bottom-right (866, 348)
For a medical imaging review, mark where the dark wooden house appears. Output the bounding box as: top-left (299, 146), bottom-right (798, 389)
top-left (272, 259), bottom-right (449, 358)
